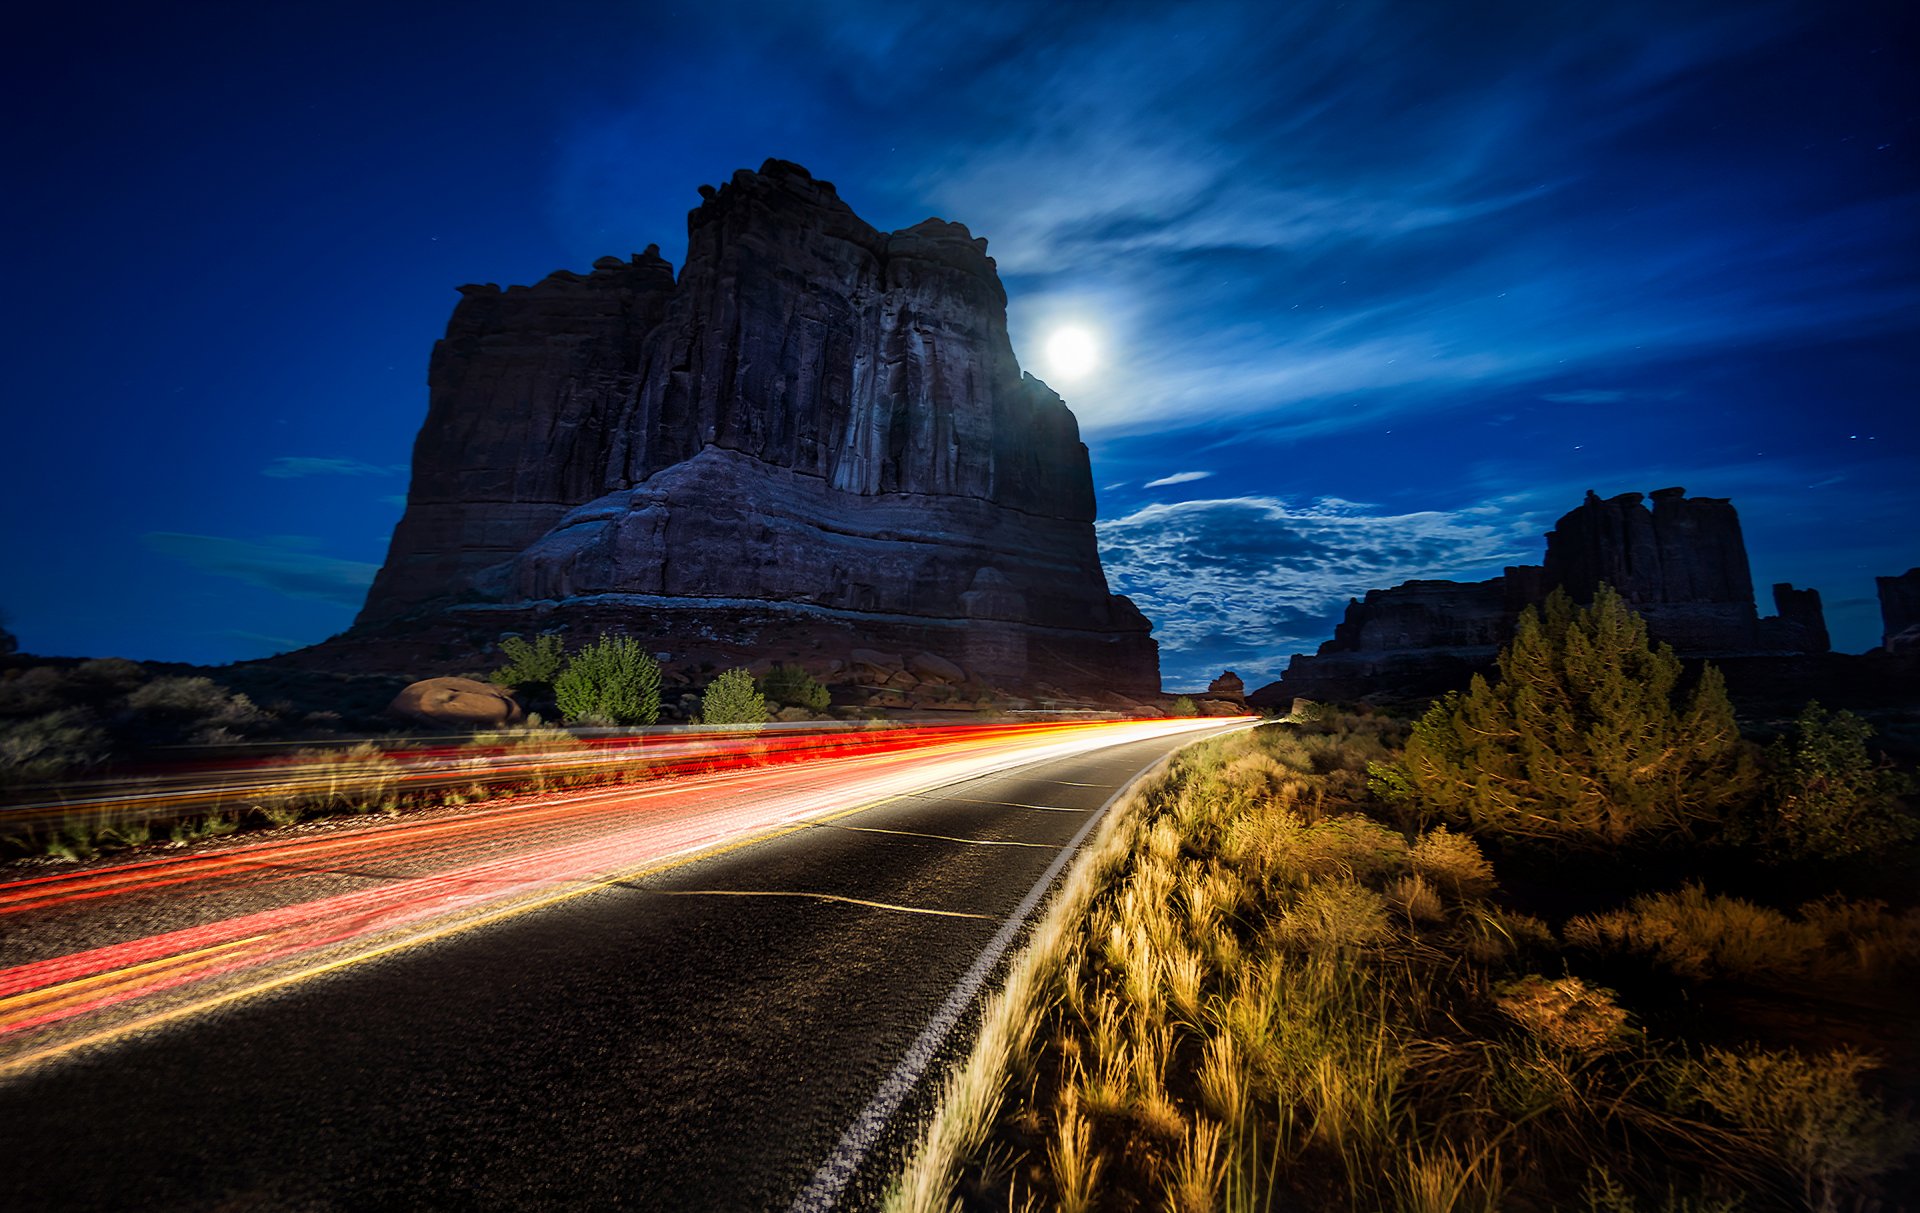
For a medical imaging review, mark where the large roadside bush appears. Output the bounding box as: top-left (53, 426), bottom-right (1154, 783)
top-left (1388, 585), bottom-right (1754, 846)
top-left (700, 668), bottom-right (767, 727)
top-left (553, 636), bottom-right (661, 725)
top-left (760, 665), bottom-right (829, 712)
top-left (490, 634), bottom-right (566, 689)
top-left (1740, 702), bottom-right (1915, 861)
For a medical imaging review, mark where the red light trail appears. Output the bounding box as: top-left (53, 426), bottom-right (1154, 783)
top-left (0, 717), bottom-right (1239, 1074)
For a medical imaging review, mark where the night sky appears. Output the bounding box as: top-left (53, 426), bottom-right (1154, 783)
top-left (4, 1), bottom-right (1914, 689)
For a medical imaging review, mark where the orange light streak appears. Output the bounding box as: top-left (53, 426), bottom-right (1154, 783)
top-left (0, 717), bottom-right (1243, 1071)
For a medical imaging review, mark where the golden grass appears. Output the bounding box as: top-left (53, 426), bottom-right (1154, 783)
top-left (887, 720), bottom-right (1919, 1212)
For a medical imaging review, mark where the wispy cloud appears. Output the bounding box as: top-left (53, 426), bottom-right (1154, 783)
top-left (1143, 471), bottom-right (1213, 488)
top-left (262, 457), bottom-right (406, 479)
top-left (1098, 494), bottom-right (1536, 688)
top-left (144, 533), bottom-right (377, 607)
top-left (1541, 390), bottom-right (1628, 405)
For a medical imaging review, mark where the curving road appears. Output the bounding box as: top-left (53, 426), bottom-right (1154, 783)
top-left (0, 717), bottom-right (1245, 1211)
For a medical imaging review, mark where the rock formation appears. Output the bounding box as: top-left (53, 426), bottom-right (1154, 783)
top-left (331, 161), bottom-right (1157, 695)
top-left (1250, 487), bottom-right (1829, 707)
top-left (1205, 671), bottom-right (1246, 700)
top-left (1878, 568), bottom-right (1920, 655)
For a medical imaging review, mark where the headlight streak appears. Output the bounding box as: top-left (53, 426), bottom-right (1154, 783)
top-left (0, 717), bottom-right (1241, 1074)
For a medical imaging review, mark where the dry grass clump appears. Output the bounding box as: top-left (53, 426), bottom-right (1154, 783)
top-left (245, 742), bottom-right (406, 825)
top-left (1408, 825), bottom-right (1496, 899)
top-left (890, 720), bottom-right (1919, 1213)
top-left (1492, 975), bottom-right (1631, 1055)
top-left (1565, 884), bottom-right (1920, 983)
top-left (1678, 1047), bottom-right (1919, 1213)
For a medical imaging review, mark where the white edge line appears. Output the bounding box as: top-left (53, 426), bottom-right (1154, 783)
top-left (785, 720), bottom-right (1254, 1211)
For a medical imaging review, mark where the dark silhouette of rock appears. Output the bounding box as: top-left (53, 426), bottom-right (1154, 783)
top-left (1878, 569), bottom-right (1920, 655)
top-left (324, 161), bottom-right (1156, 696)
top-left (0, 623), bottom-right (16, 658)
top-left (388, 677), bottom-right (524, 728)
top-left (1765, 584), bottom-right (1830, 654)
top-left (1248, 487), bottom-right (1832, 708)
top-left (1206, 671), bottom-right (1246, 700)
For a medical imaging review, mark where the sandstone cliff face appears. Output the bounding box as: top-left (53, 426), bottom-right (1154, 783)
top-left (348, 161), bottom-right (1157, 695)
top-left (1878, 568), bottom-right (1920, 654)
top-left (1250, 487), bottom-right (1828, 707)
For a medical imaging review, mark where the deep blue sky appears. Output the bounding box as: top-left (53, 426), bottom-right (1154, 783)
top-left (4, 1), bottom-right (1914, 689)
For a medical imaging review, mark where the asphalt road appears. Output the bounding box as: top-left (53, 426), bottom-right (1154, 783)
top-left (0, 720), bottom-right (1244, 1211)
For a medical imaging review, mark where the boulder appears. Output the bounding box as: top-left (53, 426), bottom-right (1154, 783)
top-left (388, 677), bottom-right (524, 728)
top-left (908, 652), bottom-right (965, 684)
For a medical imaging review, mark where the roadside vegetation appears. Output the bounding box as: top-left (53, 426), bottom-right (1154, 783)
top-left (892, 588), bottom-right (1919, 1212)
top-left (0, 633), bottom-right (889, 862)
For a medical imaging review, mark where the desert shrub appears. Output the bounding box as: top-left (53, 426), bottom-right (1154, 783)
top-left (1409, 826), bottom-right (1496, 899)
top-left (1168, 696), bottom-right (1198, 718)
top-left (1273, 879), bottom-right (1392, 950)
top-left (1493, 975), bottom-right (1631, 1055)
top-left (760, 665), bottom-right (830, 711)
top-left (1566, 885), bottom-right (1825, 981)
top-left (700, 668), bottom-right (767, 726)
top-left (1798, 896), bottom-right (1920, 977)
top-left (1679, 1047), bottom-right (1918, 1211)
top-left (1741, 701), bottom-right (1915, 860)
top-left (1388, 586), bottom-right (1756, 847)
top-left (246, 742), bottom-right (405, 823)
top-left (553, 635), bottom-right (661, 725)
top-left (122, 676), bottom-right (267, 745)
top-left (0, 708), bottom-right (110, 783)
top-left (1239, 812), bottom-right (1409, 887)
top-left (490, 633), bottom-right (566, 689)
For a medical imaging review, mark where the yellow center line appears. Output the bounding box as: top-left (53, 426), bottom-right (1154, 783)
top-left (0, 936), bottom-right (272, 1026)
top-left (648, 889), bottom-right (993, 920)
top-left (815, 823), bottom-right (1053, 848)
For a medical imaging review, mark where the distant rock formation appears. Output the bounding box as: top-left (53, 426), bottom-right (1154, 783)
top-left (324, 160), bottom-right (1157, 695)
top-left (1879, 569), bottom-right (1920, 655)
top-left (1206, 671), bottom-right (1246, 700)
top-left (1250, 487), bottom-right (1830, 707)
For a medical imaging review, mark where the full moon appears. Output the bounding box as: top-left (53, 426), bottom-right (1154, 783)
top-left (1045, 326), bottom-right (1100, 380)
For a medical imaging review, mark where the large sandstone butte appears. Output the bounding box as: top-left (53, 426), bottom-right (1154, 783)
top-left (1250, 487), bottom-right (1833, 707)
top-left (334, 160), bottom-right (1157, 695)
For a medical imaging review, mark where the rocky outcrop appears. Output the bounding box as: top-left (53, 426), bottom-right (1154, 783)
top-left (1878, 569), bottom-right (1920, 655)
top-left (1249, 487), bottom-right (1830, 707)
top-left (388, 678), bottom-right (524, 728)
top-left (1206, 671), bottom-right (1246, 700)
top-left (334, 161), bottom-right (1157, 696)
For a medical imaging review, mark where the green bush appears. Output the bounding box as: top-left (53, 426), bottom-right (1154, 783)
top-left (1743, 702), bottom-right (1915, 860)
top-left (553, 636), bottom-right (661, 725)
top-left (490, 634), bottom-right (566, 688)
top-left (1169, 696), bottom-right (1199, 718)
top-left (1388, 586), bottom-right (1755, 846)
top-left (0, 708), bottom-right (110, 783)
top-left (701, 668), bottom-right (767, 727)
top-left (122, 676), bottom-right (267, 745)
top-left (760, 665), bottom-right (830, 711)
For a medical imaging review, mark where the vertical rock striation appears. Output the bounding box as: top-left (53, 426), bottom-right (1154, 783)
top-left (342, 161), bottom-right (1157, 695)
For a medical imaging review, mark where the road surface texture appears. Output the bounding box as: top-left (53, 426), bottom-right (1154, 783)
top-left (0, 718), bottom-right (1245, 1211)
